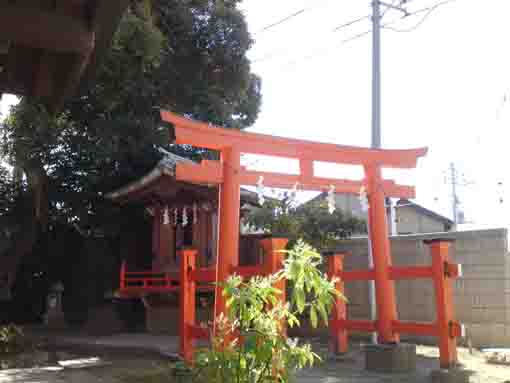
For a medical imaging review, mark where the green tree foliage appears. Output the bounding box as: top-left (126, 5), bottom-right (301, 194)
top-left (193, 241), bottom-right (342, 383)
top-left (1, 0), bottom-right (261, 230)
top-left (246, 193), bottom-right (367, 250)
top-left (0, 0), bottom-right (261, 319)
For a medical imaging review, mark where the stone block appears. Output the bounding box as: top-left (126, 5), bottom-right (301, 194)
top-left (364, 343), bottom-right (416, 373)
top-left (430, 369), bottom-right (474, 383)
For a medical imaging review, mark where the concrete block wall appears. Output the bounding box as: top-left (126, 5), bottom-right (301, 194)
top-left (337, 229), bottom-right (510, 347)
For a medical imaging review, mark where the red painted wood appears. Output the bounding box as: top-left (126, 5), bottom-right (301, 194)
top-left (328, 254), bottom-right (348, 354)
top-left (260, 238), bottom-right (288, 335)
top-left (214, 147), bottom-right (241, 332)
top-left (392, 321), bottom-right (438, 336)
top-left (180, 249), bottom-right (197, 363)
top-left (189, 268), bottom-right (216, 283)
top-left (389, 266), bottom-right (434, 280)
top-left (188, 324), bottom-right (210, 340)
top-left (341, 269), bottom-right (376, 281)
top-left (365, 164), bottom-right (399, 344)
top-left (239, 170), bottom-right (415, 198)
top-left (427, 240), bottom-right (459, 369)
top-left (331, 319), bottom-right (376, 332)
top-left (176, 161), bottom-right (223, 185)
top-left (160, 110), bottom-right (427, 169)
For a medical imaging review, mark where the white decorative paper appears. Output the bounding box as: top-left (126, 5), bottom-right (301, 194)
top-left (182, 206), bottom-right (188, 227)
top-left (359, 186), bottom-right (369, 212)
top-left (256, 176), bottom-right (265, 205)
top-left (163, 206), bottom-right (170, 225)
top-left (327, 185), bottom-right (336, 214)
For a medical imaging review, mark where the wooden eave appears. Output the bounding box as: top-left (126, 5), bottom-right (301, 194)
top-left (0, 0), bottom-right (129, 111)
top-left (105, 154), bottom-right (265, 208)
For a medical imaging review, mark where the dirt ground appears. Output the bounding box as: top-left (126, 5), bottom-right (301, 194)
top-left (0, 341), bottom-right (508, 383)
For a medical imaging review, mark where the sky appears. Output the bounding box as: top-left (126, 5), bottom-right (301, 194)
top-left (1, 0), bottom-right (510, 229)
top-left (237, 0), bottom-right (510, 229)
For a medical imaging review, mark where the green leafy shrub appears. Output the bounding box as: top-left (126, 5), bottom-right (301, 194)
top-left (192, 240), bottom-right (342, 383)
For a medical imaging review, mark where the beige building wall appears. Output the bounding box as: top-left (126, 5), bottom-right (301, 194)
top-left (330, 194), bottom-right (450, 235)
top-left (333, 193), bottom-right (366, 220)
top-left (337, 229), bottom-right (510, 347)
top-left (396, 206), bottom-right (449, 234)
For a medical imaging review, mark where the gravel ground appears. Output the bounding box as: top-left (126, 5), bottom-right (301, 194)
top-left (0, 342), bottom-right (508, 383)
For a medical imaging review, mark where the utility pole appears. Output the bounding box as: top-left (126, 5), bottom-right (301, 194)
top-left (368, 0), bottom-right (382, 345)
top-left (449, 162), bottom-right (458, 224)
top-left (368, 0), bottom-right (409, 344)
top-left (444, 162), bottom-right (474, 225)
top-left (371, 0), bottom-right (382, 148)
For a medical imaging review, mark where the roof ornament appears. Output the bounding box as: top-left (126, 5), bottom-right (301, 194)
top-left (359, 186), bottom-right (369, 212)
top-left (256, 176), bottom-right (265, 205)
top-left (327, 185), bottom-right (336, 214)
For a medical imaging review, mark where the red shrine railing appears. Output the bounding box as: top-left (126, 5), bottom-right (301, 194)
top-left (327, 238), bottom-right (464, 369)
top-left (179, 238), bottom-right (288, 361)
top-left (119, 238), bottom-right (463, 368)
top-left (120, 262), bottom-right (180, 294)
top-left (118, 238), bottom-right (288, 363)
top-left (119, 261), bottom-right (216, 295)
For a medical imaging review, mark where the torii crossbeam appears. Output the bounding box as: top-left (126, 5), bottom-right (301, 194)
top-left (161, 110), bottom-right (428, 344)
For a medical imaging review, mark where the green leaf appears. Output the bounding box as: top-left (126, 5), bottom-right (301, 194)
top-left (317, 302), bottom-right (329, 325)
top-left (295, 288), bottom-right (305, 313)
top-left (310, 306), bottom-right (318, 328)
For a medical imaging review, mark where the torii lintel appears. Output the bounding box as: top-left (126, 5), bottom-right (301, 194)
top-left (160, 110), bottom-right (427, 169)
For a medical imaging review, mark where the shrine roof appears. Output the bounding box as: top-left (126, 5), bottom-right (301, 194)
top-left (105, 149), bottom-right (262, 206)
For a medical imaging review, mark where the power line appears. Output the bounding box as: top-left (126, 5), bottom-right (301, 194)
top-left (254, 11), bottom-right (411, 70)
top-left (252, 0), bottom-right (454, 71)
top-left (252, 13), bottom-right (371, 64)
top-left (332, 15), bottom-right (370, 32)
top-left (255, 8), bottom-right (307, 35)
top-left (383, 0), bottom-right (457, 33)
top-left (283, 30), bottom-right (371, 68)
top-left (253, 0), bottom-right (334, 35)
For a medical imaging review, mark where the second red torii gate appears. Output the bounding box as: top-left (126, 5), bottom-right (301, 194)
top-left (161, 110), bottom-right (427, 344)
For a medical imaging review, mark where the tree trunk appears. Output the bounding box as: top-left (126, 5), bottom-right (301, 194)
top-left (0, 164), bottom-right (49, 292)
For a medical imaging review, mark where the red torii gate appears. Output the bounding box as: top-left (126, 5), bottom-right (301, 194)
top-left (161, 109), bottom-right (426, 345)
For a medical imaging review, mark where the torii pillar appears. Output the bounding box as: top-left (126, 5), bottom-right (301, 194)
top-left (214, 147), bottom-right (241, 320)
top-left (365, 164), bottom-right (399, 344)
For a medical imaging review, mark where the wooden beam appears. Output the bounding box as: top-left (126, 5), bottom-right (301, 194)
top-left (0, 5), bottom-right (95, 54)
top-left (299, 159), bottom-right (313, 179)
top-left (239, 169), bottom-right (416, 198)
top-left (341, 269), bottom-right (376, 282)
top-left (172, 159), bottom-right (415, 198)
top-left (175, 160), bottom-right (223, 185)
top-left (161, 110), bottom-right (428, 169)
top-left (391, 321), bottom-right (438, 337)
top-left (389, 266), bottom-right (434, 280)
